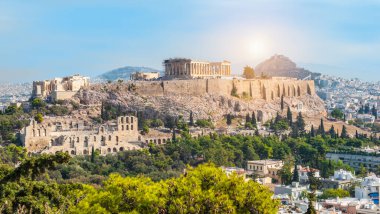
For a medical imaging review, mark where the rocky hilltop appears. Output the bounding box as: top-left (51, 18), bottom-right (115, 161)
top-left (74, 80), bottom-right (326, 128)
top-left (256, 55), bottom-right (321, 80)
top-left (94, 66), bottom-right (162, 82)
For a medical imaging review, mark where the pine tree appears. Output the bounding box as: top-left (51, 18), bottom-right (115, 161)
top-left (189, 111), bottom-right (194, 126)
top-left (329, 125), bottom-right (335, 138)
top-left (341, 125), bottom-right (348, 138)
top-left (287, 106), bottom-right (293, 126)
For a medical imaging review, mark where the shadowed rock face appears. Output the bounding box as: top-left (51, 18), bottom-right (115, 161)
top-left (255, 55), bottom-right (321, 80)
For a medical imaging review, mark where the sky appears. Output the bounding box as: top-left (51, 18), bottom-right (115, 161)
top-left (0, 0), bottom-right (380, 82)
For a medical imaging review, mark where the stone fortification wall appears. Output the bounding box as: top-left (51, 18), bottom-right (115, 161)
top-left (134, 78), bottom-right (315, 100)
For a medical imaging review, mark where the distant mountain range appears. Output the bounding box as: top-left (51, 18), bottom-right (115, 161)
top-left (94, 66), bottom-right (162, 82)
top-left (255, 55), bottom-right (321, 80)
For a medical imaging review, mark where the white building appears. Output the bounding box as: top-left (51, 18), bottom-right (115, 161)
top-left (357, 114), bottom-right (376, 123)
top-left (297, 165), bottom-right (320, 183)
top-left (274, 182), bottom-right (308, 200)
top-left (355, 175), bottom-right (380, 204)
top-left (332, 169), bottom-right (356, 181)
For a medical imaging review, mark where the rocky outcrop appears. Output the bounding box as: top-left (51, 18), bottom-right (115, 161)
top-left (74, 81), bottom-right (326, 126)
top-left (256, 55), bottom-right (321, 80)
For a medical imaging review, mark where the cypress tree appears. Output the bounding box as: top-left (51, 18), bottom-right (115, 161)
top-left (329, 125), bottom-right (335, 138)
top-left (91, 146), bottom-right (95, 163)
top-left (287, 106), bottom-right (293, 126)
top-left (356, 130), bottom-right (359, 138)
top-left (275, 112), bottom-right (281, 124)
top-left (292, 163), bottom-right (299, 182)
top-left (341, 125), bottom-right (348, 138)
top-left (172, 128), bottom-right (176, 142)
top-left (226, 114), bottom-right (232, 126)
top-left (251, 112), bottom-right (257, 127)
top-left (372, 105), bottom-right (378, 119)
top-left (281, 95), bottom-right (284, 111)
top-left (245, 113), bottom-right (251, 124)
top-left (296, 112), bottom-right (305, 135)
top-left (365, 104), bottom-right (370, 114)
top-left (310, 125), bottom-right (315, 137)
top-left (319, 118), bottom-right (325, 137)
top-left (189, 111), bottom-right (194, 126)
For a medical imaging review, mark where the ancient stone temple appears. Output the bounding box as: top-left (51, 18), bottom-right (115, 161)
top-left (163, 58), bottom-right (231, 79)
top-left (32, 74), bottom-right (90, 101)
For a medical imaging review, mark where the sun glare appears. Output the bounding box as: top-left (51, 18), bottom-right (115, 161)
top-left (249, 40), bottom-right (267, 58)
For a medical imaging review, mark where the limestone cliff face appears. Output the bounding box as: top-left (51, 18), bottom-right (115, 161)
top-left (74, 79), bottom-right (326, 125)
top-left (131, 78), bottom-right (316, 101)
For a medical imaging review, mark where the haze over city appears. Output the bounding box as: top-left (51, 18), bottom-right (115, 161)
top-left (1, 0), bottom-right (380, 82)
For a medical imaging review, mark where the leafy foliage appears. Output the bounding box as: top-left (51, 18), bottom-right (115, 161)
top-left (69, 163), bottom-right (279, 214)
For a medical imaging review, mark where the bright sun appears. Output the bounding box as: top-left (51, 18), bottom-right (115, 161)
top-left (248, 39), bottom-right (268, 59)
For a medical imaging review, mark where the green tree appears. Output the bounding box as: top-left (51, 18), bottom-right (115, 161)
top-left (69, 164), bottom-right (280, 214)
top-left (292, 163), bottom-right (299, 182)
top-left (243, 66), bottom-right (255, 79)
top-left (251, 112), bottom-right (257, 127)
top-left (341, 125), bottom-right (349, 139)
top-left (31, 98), bottom-right (46, 110)
top-left (329, 125), bottom-right (336, 138)
top-left (296, 112), bottom-right (305, 136)
top-left (226, 114), bottom-right (232, 126)
top-left (34, 113), bottom-right (44, 123)
top-left (281, 95), bottom-right (284, 111)
top-left (189, 111), bottom-right (194, 126)
top-left (331, 108), bottom-right (344, 120)
top-left (319, 118), bottom-right (325, 137)
top-left (319, 189), bottom-right (350, 199)
top-left (287, 106), bottom-right (293, 126)
top-left (357, 164), bottom-right (367, 177)
top-left (310, 125), bottom-right (315, 137)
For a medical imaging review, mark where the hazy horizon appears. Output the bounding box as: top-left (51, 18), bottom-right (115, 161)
top-left (1, 1), bottom-right (380, 83)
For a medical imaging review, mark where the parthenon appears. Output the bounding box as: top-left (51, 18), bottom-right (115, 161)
top-left (163, 58), bottom-right (231, 79)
